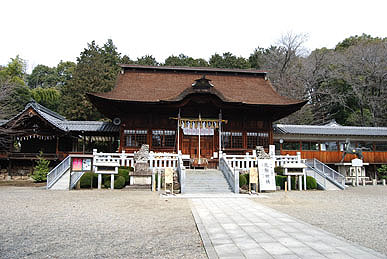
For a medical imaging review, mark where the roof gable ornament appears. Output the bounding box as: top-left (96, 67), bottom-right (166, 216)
top-left (192, 75), bottom-right (214, 90)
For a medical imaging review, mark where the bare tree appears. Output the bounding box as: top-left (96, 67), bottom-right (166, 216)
top-left (335, 41), bottom-right (387, 126)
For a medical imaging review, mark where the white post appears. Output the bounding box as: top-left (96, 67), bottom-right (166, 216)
top-left (110, 174), bottom-right (114, 189)
top-left (219, 110), bottom-right (222, 153)
top-left (157, 170), bottom-right (161, 191)
top-left (98, 174), bottom-right (102, 189)
top-left (303, 168), bottom-right (307, 190)
top-left (356, 166), bottom-right (359, 186)
top-left (198, 113), bottom-right (201, 164)
top-left (177, 108), bottom-right (180, 153)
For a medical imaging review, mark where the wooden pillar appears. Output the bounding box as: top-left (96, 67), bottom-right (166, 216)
top-left (219, 110), bottom-right (222, 153)
top-left (56, 136), bottom-right (59, 156)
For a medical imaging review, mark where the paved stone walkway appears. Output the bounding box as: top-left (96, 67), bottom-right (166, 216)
top-left (190, 198), bottom-right (386, 259)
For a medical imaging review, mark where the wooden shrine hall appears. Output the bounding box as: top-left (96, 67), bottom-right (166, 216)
top-left (88, 65), bottom-right (306, 167)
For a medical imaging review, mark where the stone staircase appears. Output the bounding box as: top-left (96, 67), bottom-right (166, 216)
top-left (185, 169), bottom-right (233, 193)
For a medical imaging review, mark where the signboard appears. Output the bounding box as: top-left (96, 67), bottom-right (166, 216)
top-left (249, 168), bottom-right (258, 184)
top-left (71, 157), bottom-right (93, 172)
top-left (72, 158), bottom-right (83, 171)
top-left (258, 159), bottom-right (276, 191)
top-left (165, 168), bottom-right (173, 184)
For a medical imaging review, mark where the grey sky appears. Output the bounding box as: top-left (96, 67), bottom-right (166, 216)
top-left (1, 0), bottom-right (386, 72)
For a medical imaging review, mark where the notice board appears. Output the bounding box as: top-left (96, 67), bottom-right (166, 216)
top-left (258, 159), bottom-right (276, 191)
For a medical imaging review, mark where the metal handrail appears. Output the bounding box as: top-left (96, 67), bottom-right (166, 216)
top-left (70, 171), bottom-right (85, 189)
top-left (219, 156), bottom-right (239, 193)
top-left (47, 155), bottom-right (71, 189)
top-left (177, 154), bottom-right (186, 193)
top-left (305, 159), bottom-right (346, 190)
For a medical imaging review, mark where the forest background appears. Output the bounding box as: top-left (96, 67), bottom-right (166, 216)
top-left (0, 33), bottom-right (386, 127)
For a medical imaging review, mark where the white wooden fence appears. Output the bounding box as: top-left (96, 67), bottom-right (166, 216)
top-left (92, 149), bottom-right (178, 171)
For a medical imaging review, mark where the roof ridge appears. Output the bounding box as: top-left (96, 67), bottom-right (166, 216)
top-left (29, 101), bottom-right (67, 121)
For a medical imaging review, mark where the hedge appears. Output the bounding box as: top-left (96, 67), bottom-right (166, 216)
top-left (275, 175), bottom-right (296, 190)
top-left (118, 167), bottom-right (130, 184)
top-left (276, 175), bottom-right (318, 190)
top-left (306, 176), bottom-right (317, 189)
top-left (239, 174), bottom-right (247, 187)
top-left (79, 172), bottom-right (98, 188)
top-left (104, 175), bottom-right (126, 189)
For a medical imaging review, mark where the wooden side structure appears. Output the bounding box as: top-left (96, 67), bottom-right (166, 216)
top-left (0, 101), bottom-right (119, 177)
top-left (273, 122), bottom-right (387, 169)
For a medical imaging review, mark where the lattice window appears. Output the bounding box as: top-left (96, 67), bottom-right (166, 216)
top-left (222, 131), bottom-right (243, 148)
top-left (301, 141), bottom-right (319, 151)
top-left (247, 132), bottom-right (269, 149)
top-left (282, 141), bottom-right (300, 150)
top-left (152, 130), bottom-right (175, 147)
top-left (124, 130), bottom-right (148, 147)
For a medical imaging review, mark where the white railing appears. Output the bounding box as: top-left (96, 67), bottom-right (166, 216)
top-left (222, 153), bottom-right (258, 173)
top-left (219, 155), bottom-right (239, 193)
top-left (93, 149), bottom-right (178, 171)
top-left (275, 153), bottom-right (302, 167)
top-left (93, 150), bottom-right (135, 167)
top-left (149, 152), bottom-right (178, 169)
top-left (47, 155), bottom-right (71, 189)
top-left (177, 153), bottom-right (186, 193)
top-left (305, 158), bottom-right (346, 189)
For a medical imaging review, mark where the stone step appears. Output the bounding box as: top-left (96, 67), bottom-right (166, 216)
top-left (185, 169), bottom-right (232, 194)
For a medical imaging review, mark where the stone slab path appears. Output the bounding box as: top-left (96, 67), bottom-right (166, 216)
top-left (190, 197), bottom-right (386, 259)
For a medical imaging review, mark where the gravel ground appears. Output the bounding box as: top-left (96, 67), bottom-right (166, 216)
top-left (252, 185), bottom-right (387, 256)
top-left (0, 187), bottom-right (206, 258)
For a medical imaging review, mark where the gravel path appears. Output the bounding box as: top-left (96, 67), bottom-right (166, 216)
top-left (252, 185), bottom-right (387, 256)
top-left (0, 187), bottom-right (206, 258)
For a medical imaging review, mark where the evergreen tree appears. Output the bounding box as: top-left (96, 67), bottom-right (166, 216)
top-left (59, 39), bottom-right (121, 120)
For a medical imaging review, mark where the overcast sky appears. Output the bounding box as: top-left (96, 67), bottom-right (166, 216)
top-left (1, 0), bottom-right (386, 72)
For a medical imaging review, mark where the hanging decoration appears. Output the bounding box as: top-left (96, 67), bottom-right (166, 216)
top-left (17, 134), bottom-right (56, 141)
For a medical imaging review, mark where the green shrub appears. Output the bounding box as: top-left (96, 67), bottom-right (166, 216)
top-left (239, 174), bottom-right (247, 187)
top-left (274, 166), bottom-right (284, 175)
top-left (275, 175), bottom-right (296, 190)
top-left (306, 176), bottom-right (317, 189)
top-left (275, 175), bottom-right (287, 189)
top-left (31, 152), bottom-right (50, 182)
top-left (104, 180), bottom-right (111, 188)
top-left (377, 165), bottom-right (387, 180)
top-left (118, 167), bottom-right (130, 184)
top-left (80, 172), bottom-right (98, 188)
top-left (104, 175), bottom-right (126, 189)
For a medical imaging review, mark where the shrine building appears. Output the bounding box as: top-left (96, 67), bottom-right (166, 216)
top-left (88, 65), bottom-right (306, 167)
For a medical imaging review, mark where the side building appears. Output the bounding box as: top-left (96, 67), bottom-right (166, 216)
top-left (274, 121), bottom-right (387, 178)
top-left (0, 101), bottom-right (119, 178)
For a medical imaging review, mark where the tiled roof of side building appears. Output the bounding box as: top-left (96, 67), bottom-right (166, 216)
top-left (274, 123), bottom-right (387, 136)
top-left (60, 121), bottom-right (119, 132)
top-left (89, 65), bottom-right (305, 106)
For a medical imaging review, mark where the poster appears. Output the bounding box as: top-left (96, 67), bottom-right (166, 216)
top-left (82, 159), bottom-right (92, 171)
top-left (258, 159), bottom-right (276, 191)
top-left (72, 158), bottom-right (83, 171)
top-left (165, 168), bottom-right (173, 184)
top-left (249, 168), bottom-right (258, 184)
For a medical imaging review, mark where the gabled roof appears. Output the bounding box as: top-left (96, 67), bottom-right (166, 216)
top-left (274, 122), bottom-right (387, 137)
top-left (1, 101), bottom-right (118, 134)
top-left (88, 65), bottom-right (306, 106)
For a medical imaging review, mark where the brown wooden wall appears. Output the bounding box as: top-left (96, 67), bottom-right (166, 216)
top-left (280, 150), bottom-right (387, 164)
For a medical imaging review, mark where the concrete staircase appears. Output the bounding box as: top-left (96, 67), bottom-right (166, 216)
top-left (185, 169), bottom-right (233, 193)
